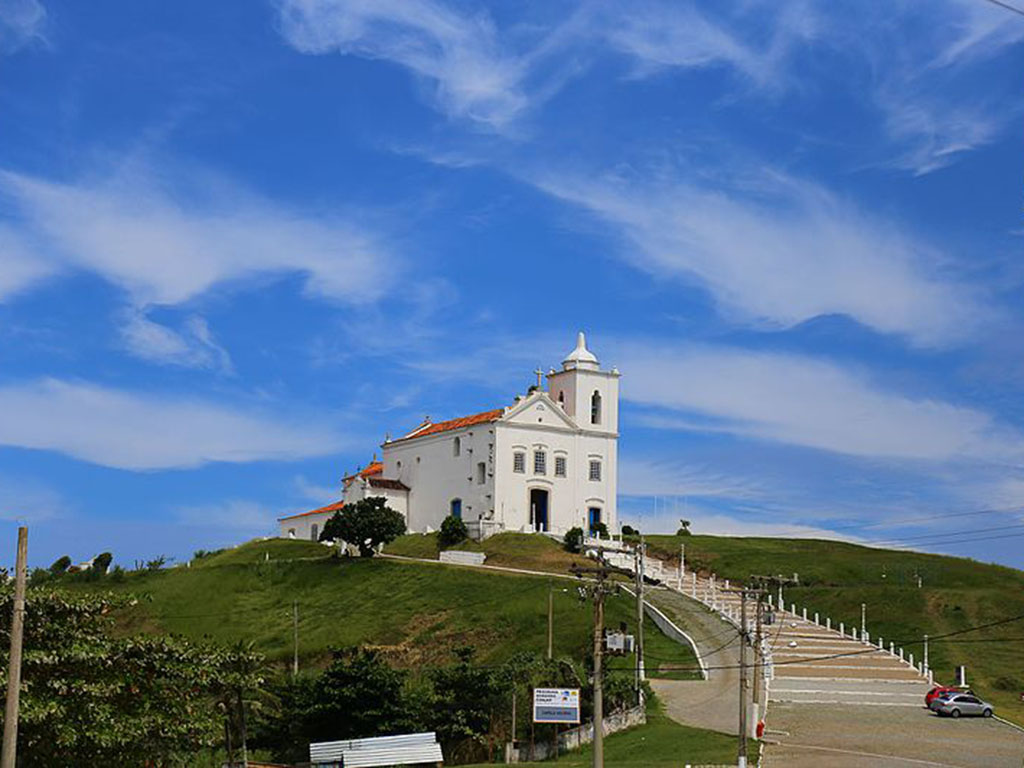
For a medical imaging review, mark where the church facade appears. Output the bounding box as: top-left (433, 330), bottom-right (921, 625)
top-left (279, 332), bottom-right (619, 540)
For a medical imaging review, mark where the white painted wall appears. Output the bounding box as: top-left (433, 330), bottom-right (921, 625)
top-left (278, 511), bottom-right (334, 541)
top-left (382, 423), bottom-right (496, 533)
top-left (342, 480), bottom-right (410, 519)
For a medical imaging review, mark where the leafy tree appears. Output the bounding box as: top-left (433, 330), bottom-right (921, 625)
top-left (677, 519), bottom-right (692, 536)
top-left (305, 647), bottom-right (418, 741)
top-left (93, 552), bottom-right (113, 573)
top-left (0, 588), bottom-right (260, 766)
top-left (439, 514), bottom-right (469, 548)
top-left (49, 555), bottom-right (71, 575)
top-left (426, 647), bottom-right (506, 763)
top-left (621, 525), bottom-right (638, 536)
top-left (563, 526), bottom-right (584, 553)
top-left (320, 497), bottom-right (406, 557)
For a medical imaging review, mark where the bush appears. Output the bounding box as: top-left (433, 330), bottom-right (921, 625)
top-left (621, 525), bottom-right (639, 536)
top-left (321, 497), bottom-right (407, 557)
top-left (93, 552), bottom-right (113, 574)
top-left (591, 522), bottom-right (609, 539)
top-left (564, 527), bottom-right (584, 553)
top-left (438, 515), bottom-right (469, 548)
top-left (49, 555), bottom-right (71, 575)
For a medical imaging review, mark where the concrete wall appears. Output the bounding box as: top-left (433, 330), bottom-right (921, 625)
top-left (509, 705), bottom-right (645, 763)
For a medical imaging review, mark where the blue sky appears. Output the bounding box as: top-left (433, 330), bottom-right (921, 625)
top-left (2, 0), bottom-right (1024, 568)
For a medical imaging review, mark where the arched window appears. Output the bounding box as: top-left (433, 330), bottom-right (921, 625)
top-left (557, 391), bottom-right (565, 408)
top-left (310, 523), bottom-right (319, 541)
top-left (453, 436), bottom-right (461, 457)
top-left (591, 390), bottom-right (602, 425)
top-left (450, 498), bottom-right (462, 519)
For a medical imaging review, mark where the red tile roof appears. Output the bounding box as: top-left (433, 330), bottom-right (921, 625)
top-left (278, 499), bottom-right (344, 522)
top-left (368, 477), bottom-right (410, 491)
top-left (343, 461), bottom-right (383, 483)
top-left (395, 408), bottom-right (504, 443)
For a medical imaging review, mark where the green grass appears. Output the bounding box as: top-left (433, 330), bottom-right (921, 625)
top-left (72, 538), bottom-right (695, 677)
top-left (463, 699), bottom-right (736, 767)
top-left (643, 534), bottom-right (1024, 726)
top-left (387, 531), bottom-right (591, 574)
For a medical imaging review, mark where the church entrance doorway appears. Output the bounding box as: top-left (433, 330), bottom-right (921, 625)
top-left (588, 507), bottom-right (602, 535)
top-left (530, 489), bottom-right (549, 532)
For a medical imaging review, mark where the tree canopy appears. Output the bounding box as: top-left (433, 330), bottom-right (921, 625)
top-left (320, 497), bottom-right (406, 556)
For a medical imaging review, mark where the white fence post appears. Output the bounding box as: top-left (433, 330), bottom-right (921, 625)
top-left (826, 618), bottom-right (831, 630)
top-left (814, 612), bottom-right (819, 625)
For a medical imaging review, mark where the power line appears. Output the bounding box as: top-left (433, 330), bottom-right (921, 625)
top-left (980, 0), bottom-right (1024, 19)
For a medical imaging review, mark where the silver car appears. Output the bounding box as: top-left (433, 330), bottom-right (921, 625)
top-left (934, 693), bottom-right (994, 718)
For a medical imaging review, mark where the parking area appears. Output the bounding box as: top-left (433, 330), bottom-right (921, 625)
top-left (763, 702), bottom-right (1024, 768)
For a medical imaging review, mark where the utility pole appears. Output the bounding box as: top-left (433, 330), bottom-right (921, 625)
top-left (751, 594), bottom-right (763, 714)
top-left (547, 587), bottom-right (554, 660)
top-left (2, 526), bottom-right (27, 768)
top-left (292, 600), bottom-right (299, 678)
top-left (677, 542), bottom-right (685, 589)
top-left (923, 634), bottom-right (929, 672)
top-left (861, 603), bottom-right (866, 640)
top-left (634, 541), bottom-right (645, 704)
top-left (571, 554), bottom-right (630, 768)
top-left (738, 588), bottom-right (749, 768)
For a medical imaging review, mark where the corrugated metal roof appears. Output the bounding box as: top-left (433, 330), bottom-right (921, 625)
top-left (310, 732), bottom-right (443, 766)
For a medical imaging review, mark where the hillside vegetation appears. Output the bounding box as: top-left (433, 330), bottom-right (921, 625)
top-left (79, 537), bottom-right (698, 678)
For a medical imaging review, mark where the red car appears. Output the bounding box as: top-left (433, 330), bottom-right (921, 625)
top-left (925, 686), bottom-right (973, 707)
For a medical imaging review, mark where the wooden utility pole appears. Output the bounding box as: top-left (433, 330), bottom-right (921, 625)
top-left (634, 542), bottom-right (645, 704)
top-left (738, 588), bottom-right (749, 768)
top-left (570, 554), bottom-right (630, 768)
top-left (292, 600), bottom-right (299, 678)
top-left (547, 588), bottom-right (554, 660)
top-left (752, 594), bottom-right (763, 712)
top-left (2, 527), bottom-right (27, 768)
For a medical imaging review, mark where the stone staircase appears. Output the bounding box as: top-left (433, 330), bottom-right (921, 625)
top-left (669, 569), bottom-right (932, 707)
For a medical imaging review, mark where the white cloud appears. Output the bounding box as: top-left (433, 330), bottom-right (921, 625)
top-left (293, 474), bottom-right (340, 503)
top-left (0, 225), bottom-right (52, 301)
top-left (120, 311), bottom-right (233, 372)
top-left (0, 0), bottom-right (45, 53)
top-left (277, 0), bottom-right (533, 131)
top-left (535, 168), bottom-right (982, 346)
top-left (0, 379), bottom-right (348, 470)
top-left (0, 165), bottom-right (392, 307)
top-left (176, 499), bottom-right (277, 531)
top-left (616, 341), bottom-right (1024, 462)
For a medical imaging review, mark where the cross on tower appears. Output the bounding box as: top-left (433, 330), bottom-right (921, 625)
top-left (534, 368), bottom-right (544, 389)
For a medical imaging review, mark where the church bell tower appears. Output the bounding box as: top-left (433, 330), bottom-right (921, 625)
top-left (546, 332), bottom-right (619, 434)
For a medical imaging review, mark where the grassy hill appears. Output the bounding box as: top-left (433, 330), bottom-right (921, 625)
top-left (80, 536), bottom-right (699, 679)
top-left (641, 534), bottom-right (1024, 725)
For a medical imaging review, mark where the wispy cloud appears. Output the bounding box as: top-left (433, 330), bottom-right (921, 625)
top-left (615, 340), bottom-right (1024, 462)
top-left (0, 0), bottom-right (46, 53)
top-left (0, 474), bottom-right (63, 522)
top-left (176, 499), bottom-right (277, 531)
top-left (533, 166), bottom-right (983, 346)
top-left (276, 0), bottom-right (538, 131)
top-left (120, 310), bottom-right (233, 373)
top-left (0, 379), bottom-right (349, 470)
top-left (0, 163), bottom-right (393, 307)
top-left (0, 225), bottom-right (53, 301)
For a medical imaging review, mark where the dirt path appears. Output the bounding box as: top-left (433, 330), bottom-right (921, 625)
top-left (646, 587), bottom-right (749, 736)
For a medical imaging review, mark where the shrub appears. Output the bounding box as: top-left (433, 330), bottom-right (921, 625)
top-left (438, 515), bottom-right (469, 548)
top-left (49, 555), bottom-right (71, 575)
top-left (564, 527), bottom-right (584, 553)
top-left (93, 552), bottom-right (113, 574)
top-left (591, 522), bottom-right (609, 539)
top-left (621, 525), bottom-right (639, 536)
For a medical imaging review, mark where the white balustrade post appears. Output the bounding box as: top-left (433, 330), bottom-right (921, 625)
top-left (826, 618), bottom-right (831, 630)
top-left (814, 612), bottom-right (819, 625)
top-left (802, 607), bottom-right (807, 620)
top-left (839, 622), bottom-right (844, 635)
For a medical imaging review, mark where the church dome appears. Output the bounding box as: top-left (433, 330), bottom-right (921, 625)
top-left (563, 331), bottom-right (599, 370)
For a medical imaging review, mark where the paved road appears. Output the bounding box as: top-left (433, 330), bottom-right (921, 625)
top-left (764, 703), bottom-right (1024, 767)
top-left (646, 587), bottom-right (751, 736)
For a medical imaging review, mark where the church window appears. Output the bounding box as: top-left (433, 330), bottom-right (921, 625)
top-left (310, 524), bottom-right (319, 541)
top-left (555, 456), bottom-right (567, 477)
top-left (591, 390), bottom-right (602, 425)
top-left (513, 452), bottom-right (525, 473)
top-left (453, 436), bottom-right (461, 457)
top-left (451, 499), bottom-right (462, 519)
top-left (476, 462), bottom-right (486, 484)
top-left (534, 450), bottom-right (547, 475)
top-left (558, 391), bottom-right (565, 408)
top-left (589, 459), bottom-right (602, 481)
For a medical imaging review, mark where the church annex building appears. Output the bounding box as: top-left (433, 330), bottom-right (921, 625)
top-left (279, 333), bottom-right (620, 542)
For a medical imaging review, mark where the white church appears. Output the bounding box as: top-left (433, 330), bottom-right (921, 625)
top-left (279, 333), bottom-right (620, 542)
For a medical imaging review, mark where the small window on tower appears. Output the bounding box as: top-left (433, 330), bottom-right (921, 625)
top-left (453, 436), bottom-right (461, 457)
top-left (558, 391), bottom-right (565, 408)
top-left (513, 452), bottom-right (525, 473)
top-left (589, 459), bottom-right (602, 482)
top-left (476, 461), bottom-right (486, 484)
top-left (591, 390), bottom-right (602, 425)
top-left (555, 456), bottom-right (567, 477)
top-left (534, 450), bottom-right (547, 475)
